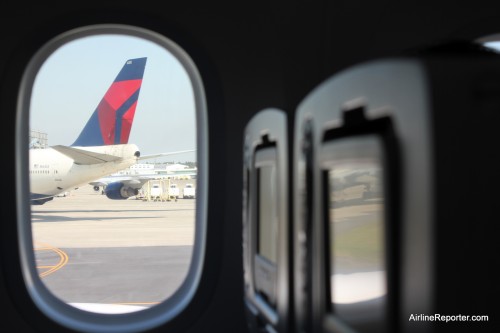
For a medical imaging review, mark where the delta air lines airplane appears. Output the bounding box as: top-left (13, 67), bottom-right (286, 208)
top-left (29, 57), bottom-right (147, 205)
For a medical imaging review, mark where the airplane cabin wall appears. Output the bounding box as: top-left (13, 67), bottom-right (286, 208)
top-left (1, 2), bottom-right (500, 333)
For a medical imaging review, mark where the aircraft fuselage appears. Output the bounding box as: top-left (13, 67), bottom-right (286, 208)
top-left (29, 144), bottom-right (139, 198)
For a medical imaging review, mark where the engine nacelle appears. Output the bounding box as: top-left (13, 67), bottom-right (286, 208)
top-left (104, 182), bottom-right (139, 200)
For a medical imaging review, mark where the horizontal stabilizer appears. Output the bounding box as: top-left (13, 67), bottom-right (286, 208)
top-left (138, 149), bottom-right (196, 161)
top-left (52, 145), bottom-right (122, 165)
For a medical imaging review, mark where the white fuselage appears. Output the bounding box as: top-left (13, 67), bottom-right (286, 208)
top-left (30, 144), bottom-right (139, 198)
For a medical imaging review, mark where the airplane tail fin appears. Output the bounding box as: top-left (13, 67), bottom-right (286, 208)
top-left (71, 57), bottom-right (147, 147)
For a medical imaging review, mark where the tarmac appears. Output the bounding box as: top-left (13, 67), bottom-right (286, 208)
top-left (30, 182), bottom-right (196, 312)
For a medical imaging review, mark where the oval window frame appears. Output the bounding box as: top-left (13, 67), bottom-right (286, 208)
top-left (15, 24), bottom-right (207, 333)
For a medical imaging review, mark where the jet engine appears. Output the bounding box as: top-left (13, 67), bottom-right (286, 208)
top-left (104, 182), bottom-right (139, 200)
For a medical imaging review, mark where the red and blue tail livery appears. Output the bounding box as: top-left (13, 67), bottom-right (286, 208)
top-left (72, 57), bottom-right (147, 147)
top-left (30, 57), bottom-right (147, 205)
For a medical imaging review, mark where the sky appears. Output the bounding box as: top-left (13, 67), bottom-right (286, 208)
top-left (30, 34), bottom-right (197, 163)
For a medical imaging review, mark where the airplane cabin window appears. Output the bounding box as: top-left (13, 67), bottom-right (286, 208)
top-left (17, 24), bottom-right (206, 333)
top-left (476, 33), bottom-right (500, 52)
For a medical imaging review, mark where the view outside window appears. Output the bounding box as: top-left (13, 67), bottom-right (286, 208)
top-left (29, 34), bottom-right (197, 314)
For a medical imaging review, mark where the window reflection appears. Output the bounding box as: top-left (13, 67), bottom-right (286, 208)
top-left (258, 165), bottom-right (277, 264)
top-left (325, 136), bottom-right (386, 329)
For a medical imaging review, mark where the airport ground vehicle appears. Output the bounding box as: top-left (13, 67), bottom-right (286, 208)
top-left (150, 184), bottom-right (162, 199)
top-left (183, 184), bottom-right (195, 199)
top-left (168, 183), bottom-right (180, 199)
top-left (1, 2), bottom-right (500, 333)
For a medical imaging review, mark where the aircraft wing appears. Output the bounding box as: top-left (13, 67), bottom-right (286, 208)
top-left (88, 179), bottom-right (111, 187)
top-left (138, 149), bottom-right (196, 161)
top-left (115, 177), bottom-right (151, 189)
top-left (90, 174), bottom-right (166, 189)
top-left (52, 145), bottom-right (122, 165)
